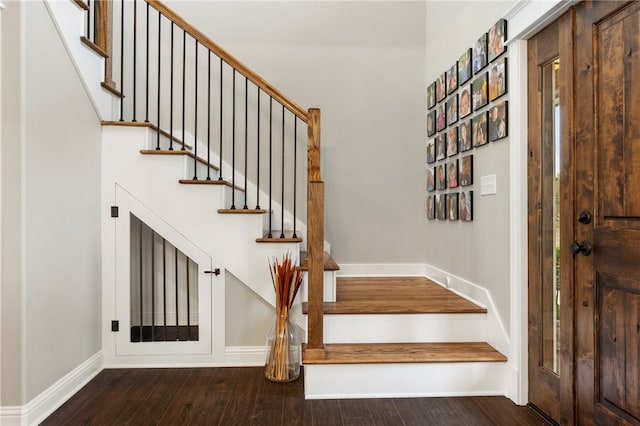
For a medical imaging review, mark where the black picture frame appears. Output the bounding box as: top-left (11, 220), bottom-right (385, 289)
top-left (488, 100), bottom-right (508, 142)
top-left (459, 84), bottom-right (472, 118)
top-left (427, 82), bottom-right (436, 110)
top-left (436, 103), bottom-right (447, 132)
top-left (472, 73), bottom-right (488, 110)
top-left (427, 167), bottom-right (435, 192)
top-left (447, 193), bottom-right (459, 221)
top-left (447, 159), bottom-right (459, 189)
top-left (436, 193), bottom-right (446, 220)
top-left (458, 120), bottom-right (472, 152)
top-left (488, 57), bottom-right (507, 102)
top-left (446, 94), bottom-right (458, 125)
top-left (458, 48), bottom-right (472, 85)
top-left (427, 195), bottom-right (435, 219)
top-left (459, 190), bottom-right (473, 221)
top-left (435, 133), bottom-right (447, 161)
top-left (472, 111), bottom-right (488, 147)
top-left (460, 155), bottom-right (473, 186)
top-left (447, 63), bottom-right (458, 95)
top-left (436, 72), bottom-right (447, 103)
top-left (436, 163), bottom-right (447, 190)
top-left (427, 110), bottom-right (436, 137)
top-left (472, 33), bottom-right (488, 74)
top-left (426, 138), bottom-right (436, 164)
top-left (447, 127), bottom-right (458, 157)
top-left (488, 19), bottom-right (507, 63)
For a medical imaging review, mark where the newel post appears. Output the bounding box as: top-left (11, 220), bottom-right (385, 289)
top-left (305, 108), bottom-right (326, 358)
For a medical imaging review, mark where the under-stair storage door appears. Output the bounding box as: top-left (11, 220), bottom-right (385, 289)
top-left (114, 188), bottom-right (222, 357)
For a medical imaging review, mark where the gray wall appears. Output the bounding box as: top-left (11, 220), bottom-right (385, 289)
top-left (425, 1), bottom-right (516, 327)
top-left (165, 1), bottom-right (429, 263)
top-left (1, 0), bottom-right (103, 404)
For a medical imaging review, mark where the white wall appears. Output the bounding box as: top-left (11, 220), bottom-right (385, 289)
top-left (0, 0), bottom-right (103, 405)
top-left (425, 1), bottom-right (516, 328)
top-left (164, 1), bottom-right (429, 263)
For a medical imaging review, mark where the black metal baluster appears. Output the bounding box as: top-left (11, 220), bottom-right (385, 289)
top-left (268, 97), bottom-right (273, 238)
top-left (293, 118), bottom-right (298, 238)
top-left (243, 77), bottom-right (248, 210)
top-left (280, 106), bottom-right (285, 238)
top-left (174, 245), bottom-right (179, 341)
top-left (145, 2), bottom-right (149, 123)
top-left (230, 69), bottom-right (236, 209)
top-left (132, 0), bottom-right (137, 122)
top-left (206, 51), bottom-right (211, 180)
top-left (181, 31), bottom-right (186, 151)
top-left (186, 258), bottom-right (191, 341)
top-left (163, 238), bottom-right (167, 341)
top-left (169, 22), bottom-right (174, 150)
top-left (155, 11), bottom-right (161, 149)
top-left (151, 231), bottom-right (155, 341)
top-left (192, 39), bottom-right (198, 180)
top-left (139, 220), bottom-right (143, 342)
top-left (218, 58), bottom-right (223, 180)
top-left (256, 89), bottom-right (261, 209)
top-left (119, 0), bottom-right (124, 121)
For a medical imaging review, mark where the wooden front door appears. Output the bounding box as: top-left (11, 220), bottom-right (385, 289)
top-left (574, 1), bottom-right (640, 424)
top-left (529, 1), bottom-right (640, 425)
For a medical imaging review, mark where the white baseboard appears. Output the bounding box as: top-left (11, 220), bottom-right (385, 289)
top-left (337, 263), bottom-right (428, 277)
top-left (0, 351), bottom-right (104, 426)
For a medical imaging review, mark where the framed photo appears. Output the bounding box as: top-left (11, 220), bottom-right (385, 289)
top-left (460, 155), bottom-right (473, 186)
top-left (427, 110), bottom-right (436, 136)
top-left (426, 139), bottom-right (436, 164)
top-left (436, 163), bottom-right (447, 190)
top-left (488, 19), bottom-right (507, 62)
top-left (472, 111), bottom-right (488, 147)
top-left (459, 190), bottom-right (473, 221)
top-left (426, 195), bottom-right (435, 220)
top-left (436, 103), bottom-right (447, 132)
top-left (436, 193), bottom-right (446, 220)
top-left (447, 127), bottom-right (458, 157)
top-left (447, 193), bottom-right (459, 221)
top-left (472, 33), bottom-right (488, 74)
top-left (458, 120), bottom-right (472, 152)
top-left (489, 57), bottom-right (507, 101)
top-left (427, 167), bottom-right (435, 192)
top-left (435, 133), bottom-right (447, 161)
top-left (447, 159), bottom-right (459, 189)
top-left (488, 100), bottom-right (508, 141)
top-left (436, 72), bottom-right (447, 103)
top-left (459, 84), bottom-right (472, 118)
top-left (447, 63), bottom-right (458, 95)
top-left (458, 48), bottom-right (472, 85)
top-left (427, 82), bottom-right (436, 110)
top-left (472, 73), bottom-right (488, 110)
top-left (446, 95), bottom-right (458, 125)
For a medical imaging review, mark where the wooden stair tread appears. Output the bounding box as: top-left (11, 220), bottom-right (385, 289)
top-left (302, 342), bottom-right (507, 365)
top-left (218, 208), bottom-right (266, 214)
top-left (302, 276), bottom-right (486, 314)
top-left (256, 230), bottom-right (302, 243)
top-left (178, 179), bottom-right (244, 192)
top-left (297, 251), bottom-right (340, 271)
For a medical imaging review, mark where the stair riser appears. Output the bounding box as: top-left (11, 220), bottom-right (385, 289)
top-left (318, 313), bottom-right (487, 344)
top-left (299, 270), bottom-right (337, 303)
top-left (304, 362), bottom-right (509, 399)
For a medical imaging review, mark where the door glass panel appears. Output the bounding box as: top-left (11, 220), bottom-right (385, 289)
top-left (541, 59), bottom-right (561, 374)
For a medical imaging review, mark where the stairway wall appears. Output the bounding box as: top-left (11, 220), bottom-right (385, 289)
top-left (0, 0), bottom-right (102, 408)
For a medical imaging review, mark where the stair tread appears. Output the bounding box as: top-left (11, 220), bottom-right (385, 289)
top-left (256, 230), bottom-right (303, 243)
top-left (301, 276), bottom-right (486, 314)
top-left (298, 251), bottom-right (340, 271)
top-left (302, 342), bottom-right (507, 365)
top-left (218, 208), bottom-right (266, 214)
top-left (177, 179), bottom-right (244, 192)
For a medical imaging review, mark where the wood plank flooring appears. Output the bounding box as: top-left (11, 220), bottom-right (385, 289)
top-left (302, 277), bottom-right (486, 315)
top-left (41, 367), bottom-right (549, 425)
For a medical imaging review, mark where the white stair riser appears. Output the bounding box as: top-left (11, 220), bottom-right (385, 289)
top-left (299, 270), bottom-right (337, 303)
top-left (320, 313), bottom-right (487, 343)
top-left (304, 362), bottom-right (509, 399)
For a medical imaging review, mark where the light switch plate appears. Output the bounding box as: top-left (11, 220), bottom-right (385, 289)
top-left (480, 174), bottom-right (497, 195)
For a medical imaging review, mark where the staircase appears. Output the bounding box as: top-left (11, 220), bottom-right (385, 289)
top-left (50, 0), bottom-right (509, 399)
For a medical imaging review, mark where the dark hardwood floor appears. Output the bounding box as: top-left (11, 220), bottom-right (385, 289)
top-left (41, 367), bottom-right (549, 425)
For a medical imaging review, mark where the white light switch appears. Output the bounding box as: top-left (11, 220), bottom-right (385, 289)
top-left (480, 174), bottom-right (497, 195)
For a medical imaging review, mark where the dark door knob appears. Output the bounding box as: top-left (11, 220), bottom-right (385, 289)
top-left (570, 240), bottom-right (591, 256)
top-left (578, 210), bottom-right (591, 224)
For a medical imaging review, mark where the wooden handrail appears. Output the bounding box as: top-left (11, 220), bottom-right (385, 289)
top-left (146, 0), bottom-right (309, 123)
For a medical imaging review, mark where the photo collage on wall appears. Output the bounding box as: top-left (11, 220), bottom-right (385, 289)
top-left (426, 18), bottom-right (508, 222)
